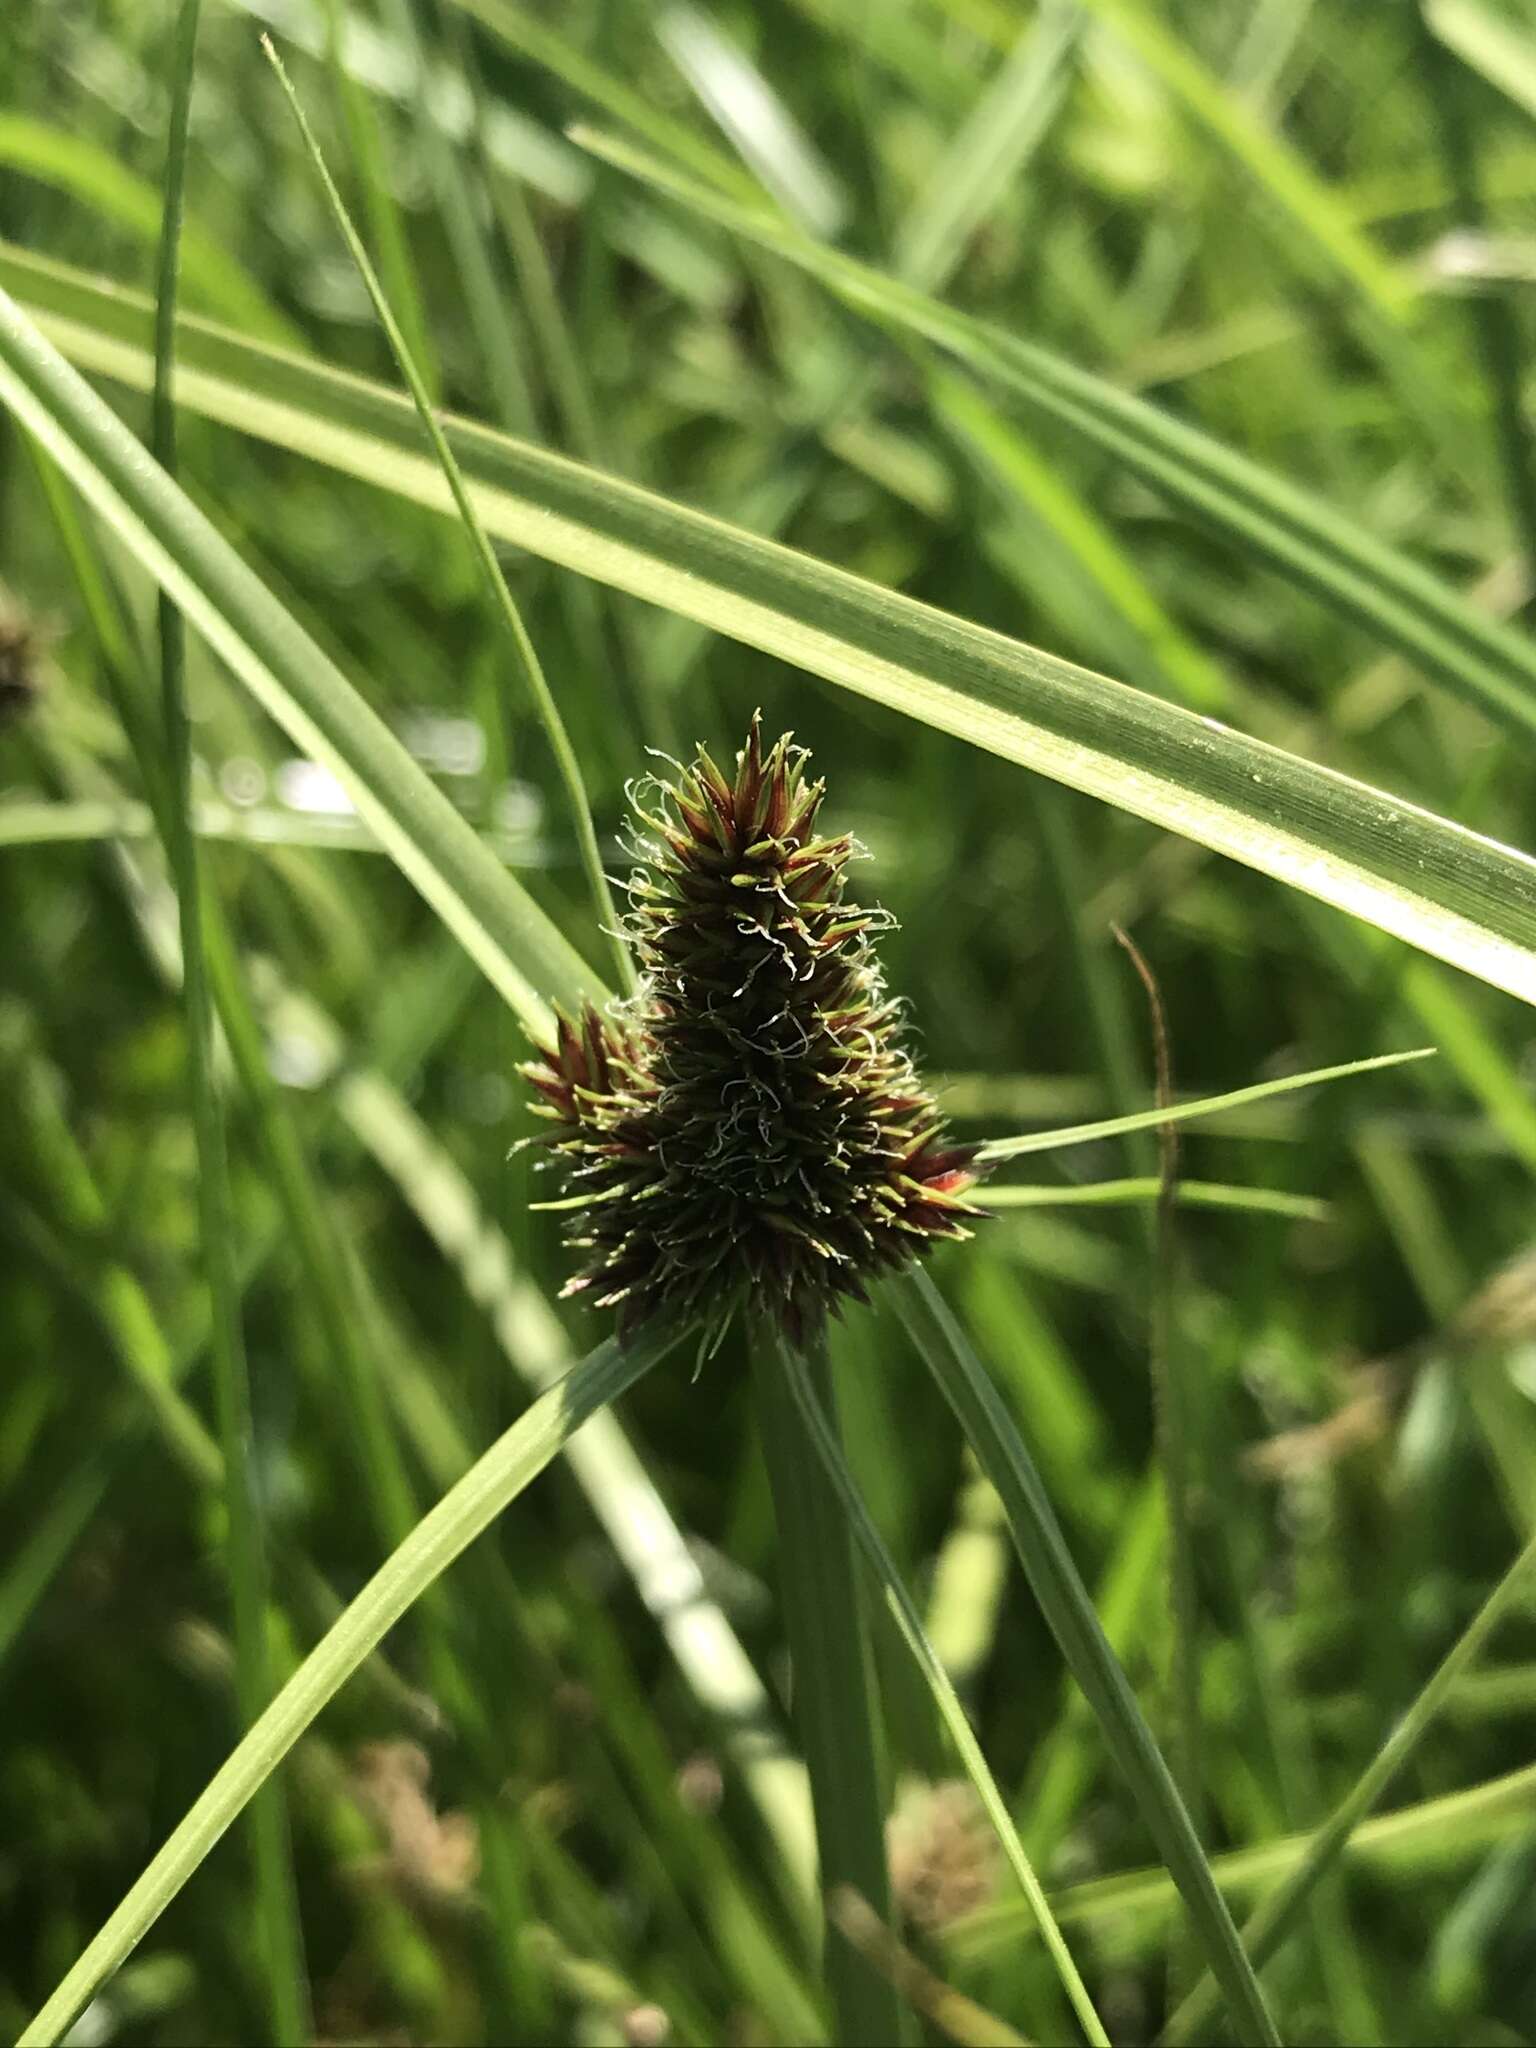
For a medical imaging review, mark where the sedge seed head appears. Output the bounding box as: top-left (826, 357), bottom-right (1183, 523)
top-left (522, 715), bottom-right (983, 1347)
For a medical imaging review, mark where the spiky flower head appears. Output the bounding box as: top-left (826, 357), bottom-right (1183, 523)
top-left (522, 716), bottom-right (983, 1348)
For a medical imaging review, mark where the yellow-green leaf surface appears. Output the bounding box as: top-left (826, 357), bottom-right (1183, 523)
top-left (5, 250), bottom-right (1536, 1008)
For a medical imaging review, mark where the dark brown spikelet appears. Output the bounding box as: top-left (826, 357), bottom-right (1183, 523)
top-left (521, 716), bottom-right (983, 1348)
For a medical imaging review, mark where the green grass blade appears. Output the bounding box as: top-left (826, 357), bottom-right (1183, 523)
top-left (316, 0), bottom-right (442, 404)
top-left (572, 129), bottom-right (1536, 744)
top-left (1075, 0), bottom-right (1407, 316)
top-left (376, 0), bottom-right (535, 435)
top-left (754, 1339), bottom-right (905, 2046)
top-left (656, 1), bottom-right (847, 235)
top-left (149, 9), bottom-right (309, 2031)
top-left (0, 280), bottom-right (599, 1036)
top-left (17, 1330), bottom-right (675, 2048)
top-left (896, 1269), bottom-right (1280, 2048)
top-left (448, 0), bottom-right (756, 200)
top-left (977, 1047), bottom-right (1435, 1163)
top-left (265, 37), bottom-right (632, 993)
top-left (953, 1761), bottom-right (1536, 1956)
top-left (1163, 1519), bottom-right (1536, 2044)
top-left (894, 0), bottom-right (1079, 285)
top-left (1416, 7), bottom-right (1536, 592)
top-left (8, 259), bottom-right (1536, 1008)
top-left (934, 368), bottom-right (1230, 713)
top-left (979, 1179), bottom-right (1328, 1220)
top-left (777, 1337), bottom-right (1110, 2047)
top-left (1427, 0), bottom-right (1536, 121)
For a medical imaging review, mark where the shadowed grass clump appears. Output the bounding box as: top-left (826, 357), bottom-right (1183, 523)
top-left (523, 715), bottom-right (983, 1345)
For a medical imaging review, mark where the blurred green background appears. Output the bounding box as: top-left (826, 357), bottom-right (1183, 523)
top-left (5, 1), bottom-right (1536, 2042)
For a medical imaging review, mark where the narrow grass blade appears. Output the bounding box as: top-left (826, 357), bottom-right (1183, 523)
top-left (778, 1338), bottom-right (1110, 2047)
top-left (979, 1180), bottom-right (1328, 1221)
top-left (1415, 7), bottom-right (1536, 593)
top-left (0, 282), bottom-right (599, 1035)
top-left (894, 1), bottom-right (1078, 286)
top-left (316, 0), bottom-right (441, 403)
top-left (896, 1270), bottom-right (1280, 2048)
top-left (10, 259), bottom-right (1536, 1008)
top-left (18, 1330), bottom-right (674, 2048)
top-left (0, 794), bottom-right (553, 861)
top-left (264, 38), bottom-right (632, 993)
top-left (376, 0), bottom-right (534, 435)
top-left (933, 370), bottom-right (1229, 713)
top-left (953, 1761), bottom-right (1536, 1955)
top-left (150, 9), bottom-right (308, 2031)
top-left (448, 0), bottom-right (756, 200)
top-left (657, 2), bottom-right (846, 235)
top-left (977, 1047), bottom-right (1434, 1164)
top-left (1163, 1519), bottom-right (1536, 2044)
top-left (754, 1340), bottom-right (905, 2046)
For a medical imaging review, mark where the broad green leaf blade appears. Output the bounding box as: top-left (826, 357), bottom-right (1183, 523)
top-left (977, 1048), bottom-right (1436, 1163)
top-left (571, 129), bottom-right (1536, 747)
top-left (7, 251), bottom-right (1536, 1006)
top-left (0, 281), bottom-right (600, 1039)
top-left (19, 1331), bottom-right (674, 2048)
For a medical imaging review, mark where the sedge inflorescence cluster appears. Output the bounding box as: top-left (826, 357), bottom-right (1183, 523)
top-left (522, 716), bottom-right (982, 1347)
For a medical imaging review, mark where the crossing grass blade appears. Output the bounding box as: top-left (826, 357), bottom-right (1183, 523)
top-left (18, 1329), bottom-right (677, 2048)
top-left (776, 1336), bottom-right (1111, 2048)
top-left (6, 253), bottom-right (1536, 1011)
top-left (0, 280), bottom-right (600, 1037)
top-left (976, 1048), bottom-right (1436, 1164)
top-left (1162, 1519), bottom-right (1536, 2044)
top-left (264, 37), bottom-right (633, 994)
top-left (949, 1760), bottom-right (1536, 1957)
top-left (895, 1270), bottom-right (1280, 2048)
top-left (148, 8), bottom-right (309, 2034)
top-left (568, 129), bottom-right (1536, 745)
top-left (752, 1341), bottom-right (904, 2047)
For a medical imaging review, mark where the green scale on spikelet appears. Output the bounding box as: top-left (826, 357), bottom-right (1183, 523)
top-left (522, 716), bottom-right (983, 1347)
